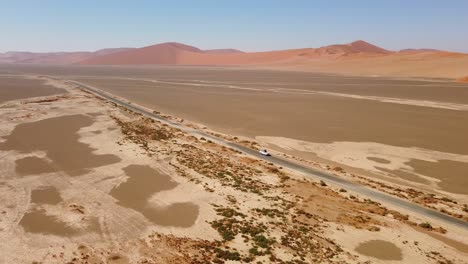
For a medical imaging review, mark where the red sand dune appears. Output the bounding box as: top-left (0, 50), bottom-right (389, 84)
top-left (79, 42), bottom-right (203, 65)
top-left (315, 40), bottom-right (391, 55)
top-left (3, 40), bottom-right (467, 80)
top-left (79, 40), bottom-right (390, 66)
top-left (78, 40), bottom-right (468, 80)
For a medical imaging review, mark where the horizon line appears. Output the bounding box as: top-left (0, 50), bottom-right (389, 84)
top-left (0, 39), bottom-right (458, 54)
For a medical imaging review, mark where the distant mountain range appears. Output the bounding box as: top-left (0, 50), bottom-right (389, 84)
top-left (0, 43), bottom-right (243, 65)
top-left (0, 40), bottom-right (445, 65)
top-left (1, 40), bottom-right (467, 80)
top-left (0, 48), bottom-right (133, 64)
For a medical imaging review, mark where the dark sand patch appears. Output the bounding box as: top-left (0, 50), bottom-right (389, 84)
top-left (110, 165), bottom-right (199, 227)
top-left (15, 156), bottom-right (55, 176)
top-left (376, 167), bottom-right (428, 184)
top-left (78, 77), bottom-right (468, 156)
top-left (107, 254), bottom-right (129, 264)
top-left (367, 157), bottom-right (391, 164)
top-left (31, 186), bottom-right (62, 205)
top-left (141, 202), bottom-right (199, 227)
top-left (355, 240), bottom-right (402, 260)
top-left (20, 209), bottom-right (79, 236)
top-left (0, 115), bottom-right (121, 176)
top-left (424, 231), bottom-right (468, 254)
top-left (406, 159), bottom-right (468, 195)
top-left (0, 76), bottom-right (66, 104)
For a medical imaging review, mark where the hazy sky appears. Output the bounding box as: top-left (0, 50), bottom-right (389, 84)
top-left (1, 0), bottom-right (467, 53)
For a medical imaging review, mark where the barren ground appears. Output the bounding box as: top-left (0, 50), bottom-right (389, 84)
top-left (0, 75), bottom-right (467, 263)
top-left (55, 66), bottom-right (468, 199)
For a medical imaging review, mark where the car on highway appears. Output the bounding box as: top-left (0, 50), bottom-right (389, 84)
top-left (259, 149), bottom-right (271, 156)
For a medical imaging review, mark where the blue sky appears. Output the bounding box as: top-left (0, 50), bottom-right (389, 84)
top-left (1, 0), bottom-right (467, 53)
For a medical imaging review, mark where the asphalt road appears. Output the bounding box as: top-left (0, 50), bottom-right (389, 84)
top-left (69, 80), bottom-right (468, 231)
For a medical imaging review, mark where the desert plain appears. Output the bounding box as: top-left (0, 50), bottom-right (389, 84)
top-left (0, 64), bottom-right (467, 263)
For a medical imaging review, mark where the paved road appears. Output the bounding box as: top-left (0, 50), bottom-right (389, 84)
top-left (69, 80), bottom-right (468, 231)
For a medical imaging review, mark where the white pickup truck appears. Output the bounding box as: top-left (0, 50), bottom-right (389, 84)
top-left (259, 149), bottom-right (271, 156)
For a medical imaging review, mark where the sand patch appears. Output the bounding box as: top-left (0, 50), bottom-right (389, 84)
top-left (456, 76), bottom-right (468, 83)
top-left (31, 186), bottom-right (62, 205)
top-left (15, 156), bottom-right (55, 176)
top-left (0, 114), bottom-right (121, 176)
top-left (355, 240), bottom-right (402, 260)
top-left (367, 157), bottom-right (391, 164)
top-left (407, 159), bottom-right (468, 195)
top-left (19, 209), bottom-right (79, 236)
top-left (135, 78), bottom-right (468, 111)
top-left (423, 231), bottom-right (468, 254)
top-left (298, 90), bottom-right (468, 111)
top-left (375, 167), bottom-right (428, 184)
top-left (0, 76), bottom-right (66, 104)
top-left (257, 136), bottom-right (468, 193)
top-left (110, 165), bottom-right (199, 228)
top-left (78, 75), bottom-right (468, 157)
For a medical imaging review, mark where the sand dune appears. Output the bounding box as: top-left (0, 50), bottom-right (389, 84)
top-left (315, 40), bottom-right (391, 54)
top-left (79, 40), bottom-right (389, 66)
top-left (80, 42), bottom-right (204, 65)
top-left (80, 42), bottom-right (253, 65)
top-left (77, 40), bottom-right (468, 80)
top-left (3, 40), bottom-right (467, 80)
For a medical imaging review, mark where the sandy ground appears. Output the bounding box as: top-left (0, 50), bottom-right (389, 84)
top-left (2, 65), bottom-right (467, 216)
top-left (60, 71), bottom-right (468, 199)
top-left (0, 75), bottom-right (467, 263)
top-left (0, 75), bottom-right (66, 104)
top-left (256, 137), bottom-right (468, 196)
top-left (267, 51), bottom-right (468, 80)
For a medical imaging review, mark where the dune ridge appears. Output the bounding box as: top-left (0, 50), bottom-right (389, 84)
top-left (79, 40), bottom-right (394, 66)
top-left (78, 40), bottom-right (468, 80)
top-left (2, 40), bottom-right (467, 80)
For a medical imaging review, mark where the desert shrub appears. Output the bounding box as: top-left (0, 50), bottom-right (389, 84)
top-left (253, 234), bottom-right (275, 248)
top-left (418, 222), bottom-right (433, 229)
top-left (333, 166), bottom-right (344, 172)
top-left (441, 197), bottom-right (456, 204)
top-left (215, 248), bottom-right (241, 261)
